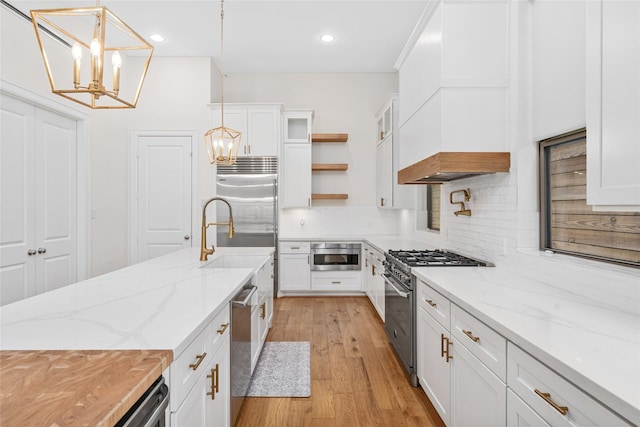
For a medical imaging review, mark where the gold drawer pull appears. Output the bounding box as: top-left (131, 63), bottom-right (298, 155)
top-left (462, 329), bottom-right (480, 343)
top-left (534, 389), bottom-right (569, 416)
top-left (206, 363), bottom-right (220, 400)
top-left (331, 281), bottom-right (342, 284)
top-left (260, 303), bottom-right (266, 319)
top-left (217, 323), bottom-right (229, 335)
top-left (189, 352), bottom-right (207, 371)
top-left (425, 299), bottom-right (437, 307)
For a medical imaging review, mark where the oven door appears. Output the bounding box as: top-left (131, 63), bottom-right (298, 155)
top-left (383, 273), bottom-right (416, 385)
top-left (310, 243), bottom-right (361, 271)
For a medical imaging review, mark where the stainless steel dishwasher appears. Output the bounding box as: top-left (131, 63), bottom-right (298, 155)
top-left (230, 283), bottom-right (257, 426)
top-left (114, 376), bottom-right (169, 427)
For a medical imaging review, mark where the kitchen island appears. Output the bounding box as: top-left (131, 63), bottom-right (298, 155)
top-left (0, 247), bottom-right (274, 426)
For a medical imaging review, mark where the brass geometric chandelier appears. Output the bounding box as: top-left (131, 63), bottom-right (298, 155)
top-left (30, 5), bottom-right (153, 109)
top-left (204, 0), bottom-right (241, 165)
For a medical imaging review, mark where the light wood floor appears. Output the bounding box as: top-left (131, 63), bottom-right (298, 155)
top-left (235, 296), bottom-right (445, 427)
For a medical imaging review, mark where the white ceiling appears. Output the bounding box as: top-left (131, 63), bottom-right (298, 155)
top-left (10, 0), bottom-right (428, 73)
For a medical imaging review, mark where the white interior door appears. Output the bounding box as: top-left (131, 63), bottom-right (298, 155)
top-left (134, 134), bottom-right (193, 262)
top-left (0, 95), bottom-right (36, 304)
top-left (0, 94), bottom-right (78, 304)
top-left (35, 108), bottom-right (78, 295)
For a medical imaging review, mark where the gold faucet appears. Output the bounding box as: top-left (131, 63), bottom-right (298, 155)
top-left (200, 197), bottom-right (235, 261)
top-left (450, 188), bottom-right (472, 216)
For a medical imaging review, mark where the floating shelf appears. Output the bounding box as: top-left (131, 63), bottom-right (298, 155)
top-left (312, 163), bottom-right (349, 171)
top-left (312, 193), bottom-right (349, 200)
top-left (312, 133), bottom-right (348, 143)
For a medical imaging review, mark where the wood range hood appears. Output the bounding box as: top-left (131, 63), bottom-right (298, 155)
top-left (398, 152), bottom-right (511, 184)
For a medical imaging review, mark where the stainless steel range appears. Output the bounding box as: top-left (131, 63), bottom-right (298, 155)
top-left (383, 249), bottom-right (490, 386)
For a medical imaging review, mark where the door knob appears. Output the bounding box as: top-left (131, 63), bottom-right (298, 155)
top-left (37, 248), bottom-right (46, 254)
top-left (184, 235), bottom-right (190, 240)
top-left (27, 249), bottom-right (36, 256)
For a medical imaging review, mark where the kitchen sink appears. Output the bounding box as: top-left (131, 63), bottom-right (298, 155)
top-left (201, 255), bottom-right (268, 269)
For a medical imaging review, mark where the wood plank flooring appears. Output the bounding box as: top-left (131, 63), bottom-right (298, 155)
top-left (235, 296), bottom-right (445, 427)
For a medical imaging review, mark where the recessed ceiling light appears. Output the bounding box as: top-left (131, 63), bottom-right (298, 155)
top-left (150, 34), bottom-right (165, 42)
top-left (320, 34), bottom-right (335, 42)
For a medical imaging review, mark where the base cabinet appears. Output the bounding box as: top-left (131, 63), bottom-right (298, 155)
top-left (507, 389), bottom-right (550, 427)
top-left (451, 337), bottom-right (505, 427)
top-left (364, 244), bottom-right (385, 320)
top-left (171, 307), bottom-right (231, 427)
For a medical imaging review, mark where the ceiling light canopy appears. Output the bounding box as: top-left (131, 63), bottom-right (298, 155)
top-left (320, 34), bottom-right (335, 42)
top-left (30, 6), bottom-right (153, 109)
top-left (150, 34), bottom-right (165, 42)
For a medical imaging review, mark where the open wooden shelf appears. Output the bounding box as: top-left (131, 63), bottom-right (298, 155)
top-left (312, 163), bottom-right (349, 171)
top-left (312, 133), bottom-right (348, 143)
top-left (311, 193), bottom-right (349, 200)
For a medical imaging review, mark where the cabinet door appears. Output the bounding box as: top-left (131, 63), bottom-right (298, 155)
top-left (247, 109), bottom-right (279, 156)
top-left (251, 304), bottom-right (261, 372)
top-left (507, 389), bottom-right (551, 427)
top-left (376, 138), bottom-right (393, 208)
top-left (417, 306), bottom-right (451, 425)
top-left (209, 334), bottom-right (230, 427)
top-left (451, 337), bottom-right (506, 427)
top-left (282, 144), bottom-right (311, 208)
top-left (172, 356), bottom-right (215, 427)
top-left (279, 253), bottom-right (310, 291)
top-left (372, 258), bottom-right (385, 320)
top-left (283, 112), bottom-right (312, 143)
top-left (586, 0), bottom-right (640, 209)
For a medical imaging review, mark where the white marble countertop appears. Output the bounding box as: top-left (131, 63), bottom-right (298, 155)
top-left (0, 247), bottom-right (274, 359)
top-left (412, 266), bottom-right (640, 424)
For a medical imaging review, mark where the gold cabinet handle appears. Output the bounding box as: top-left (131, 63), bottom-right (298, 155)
top-left (260, 303), bottom-right (266, 319)
top-left (331, 281), bottom-right (341, 284)
top-left (189, 352), bottom-right (207, 371)
top-left (425, 299), bottom-right (437, 308)
top-left (217, 323), bottom-right (229, 335)
top-left (207, 363), bottom-right (220, 400)
top-left (372, 265), bottom-right (376, 276)
top-left (462, 329), bottom-right (480, 343)
top-left (534, 389), bottom-right (568, 416)
top-left (440, 334), bottom-right (452, 362)
top-left (380, 197), bottom-right (385, 207)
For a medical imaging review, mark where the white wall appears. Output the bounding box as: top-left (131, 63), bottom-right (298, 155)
top-left (221, 72), bottom-right (401, 237)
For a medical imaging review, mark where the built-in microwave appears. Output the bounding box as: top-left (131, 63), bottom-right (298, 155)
top-left (310, 243), bottom-right (361, 271)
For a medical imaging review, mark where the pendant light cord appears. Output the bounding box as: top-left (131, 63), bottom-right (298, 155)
top-left (220, 0), bottom-right (225, 128)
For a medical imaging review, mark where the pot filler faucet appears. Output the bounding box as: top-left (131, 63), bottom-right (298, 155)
top-left (200, 197), bottom-right (235, 261)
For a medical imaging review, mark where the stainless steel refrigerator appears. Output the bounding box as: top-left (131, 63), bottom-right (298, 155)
top-left (216, 156), bottom-right (278, 290)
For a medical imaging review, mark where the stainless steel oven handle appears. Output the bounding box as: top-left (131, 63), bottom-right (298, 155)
top-left (231, 285), bottom-right (257, 308)
top-left (383, 274), bottom-right (410, 298)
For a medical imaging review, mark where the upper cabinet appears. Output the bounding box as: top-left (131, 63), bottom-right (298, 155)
top-left (283, 111), bottom-right (313, 143)
top-left (208, 103), bottom-right (282, 156)
top-left (586, 0), bottom-right (640, 211)
top-left (375, 95), bottom-right (414, 208)
top-left (396, 0), bottom-right (510, 172)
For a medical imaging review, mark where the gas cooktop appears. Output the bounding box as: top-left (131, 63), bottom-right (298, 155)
top-left (387, 249), bottom-right (490, 267)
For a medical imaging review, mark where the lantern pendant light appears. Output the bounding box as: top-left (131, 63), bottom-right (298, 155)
top-left (204, 0), bottom-right (242, 165)
top-left (30, 5), bottom-right (153, 109)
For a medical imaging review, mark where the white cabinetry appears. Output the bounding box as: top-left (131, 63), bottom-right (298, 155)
top-left (282, 111), bottom-right (313, 208)
top-left (416, 279), bottom-right (506, 427)
top-left (507, 389), bottom-right (550, 427)
top-left (311, 270), bottom-right (361, 292)
top-left (282, 143), bottom-right (311, 208)
top-left (507, 344), bottom-right (631, 427)
top-left (363, 244), bottom-right (385, 320)
top-left (251, 255), bottom-right (274, 371)
top-left (171, 305), bottom-right (231, 427)
top-left (375, 95), bottom-right (413, 209)
top-left (0, 95), bottom-right (78, 305)
top-left (396, 1), bottom-right (509, 170)
top-left (586, 0), bottom-right (640, 210)
top-left (278, 241), bottom-right (311, 292)
top-left (208, 104), bottom-right (281, 156)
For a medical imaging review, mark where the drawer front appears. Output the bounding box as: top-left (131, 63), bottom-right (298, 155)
top-left (451, 303), bottom-right (506, 381)
top-left (417, 280), bottom-right (450, 330)
top-left (507, 343), bottom-right (631, 427)
top-left (209, 305), bottom-right (230, 355)
top-left (279, 241), bottom-right (310, 254)
top-left (171, 326), bottom-right (212, 411)
top-left (311, 272), bottom-right (362, 291)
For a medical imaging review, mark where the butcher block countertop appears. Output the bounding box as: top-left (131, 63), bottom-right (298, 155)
top-left (0, 349), bottom-right (172, 427)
